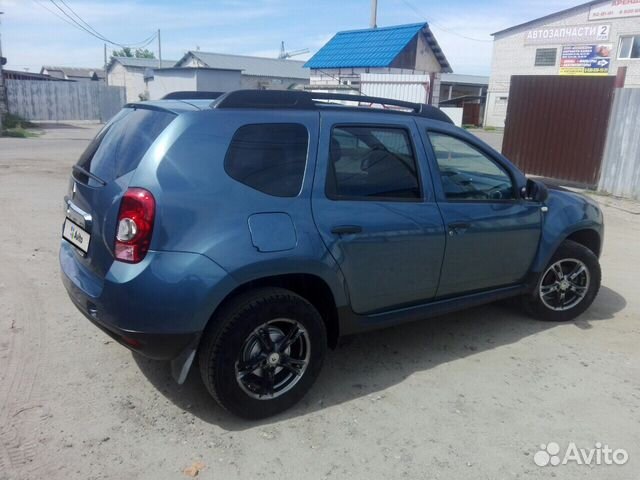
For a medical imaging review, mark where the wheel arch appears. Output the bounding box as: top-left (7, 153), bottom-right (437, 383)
top-left (204, 273), bottom-right (341, 349)
top-left (565, 228), bottom-right (602, 258)
top-left (528, 225), bottom-right (603, 295)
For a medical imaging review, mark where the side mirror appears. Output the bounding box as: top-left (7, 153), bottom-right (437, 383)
top-left (523, 178), bottom-right (549, 202)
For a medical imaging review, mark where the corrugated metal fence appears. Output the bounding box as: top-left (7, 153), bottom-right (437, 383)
top-left (6, 80), bottom-right (125, 122)
top-left (360, 73), bottom-right (429, 104)
top-left (598, 88), bottom-right (640, 200)
top-left (502, 75), bottom-right (615, 186)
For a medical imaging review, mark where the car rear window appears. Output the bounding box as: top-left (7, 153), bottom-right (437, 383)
top-left (224, 123), bottom-right (309, 197)
top-left (75, 108), bottom-right (175, 185)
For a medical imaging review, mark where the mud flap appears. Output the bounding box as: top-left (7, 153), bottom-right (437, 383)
top-left (170, 338), bottom-right (199, 384)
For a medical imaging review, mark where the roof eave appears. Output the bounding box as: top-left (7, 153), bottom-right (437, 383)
top-left (175, 51), bottom-right (199, 67)
top-left (491, 0), bottom-right (601, 36)
top-left (421, 25), bottom-right (453, 73)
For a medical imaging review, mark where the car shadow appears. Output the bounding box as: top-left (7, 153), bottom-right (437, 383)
top-left (132, 285), bottom-right (626, 430)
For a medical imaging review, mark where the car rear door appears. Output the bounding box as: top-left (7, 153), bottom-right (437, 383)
top-left (311, 111), bottom-right (446, 315)
top-left (417, 121), bottom-right (542, 297)
top-left (63, 106), bottom-right (176, 278)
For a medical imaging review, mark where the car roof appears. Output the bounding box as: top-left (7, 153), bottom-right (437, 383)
top-left (126, 90), bottom-right (454, 125)
top-left (210, 90), bottom-right (453, 124)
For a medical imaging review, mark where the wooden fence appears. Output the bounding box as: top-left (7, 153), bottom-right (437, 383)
top-left (6, 80), bottom-right (125, 122)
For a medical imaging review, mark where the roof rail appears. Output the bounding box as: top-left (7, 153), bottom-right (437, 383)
top-left (163, 91), bottom-right (224, 100)
top-left (212, 90), bottom-right (453, 124)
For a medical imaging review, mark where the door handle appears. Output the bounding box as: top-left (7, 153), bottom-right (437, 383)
top-left (448, 222), bottom-right (470, 236)
top-left (331, 225), bottom-right (363, 235)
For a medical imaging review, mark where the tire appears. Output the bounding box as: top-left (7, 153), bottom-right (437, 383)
top-left (198, 287), bottom-right (327, 419)
top-left (524, 239), bottom-right (601, 322)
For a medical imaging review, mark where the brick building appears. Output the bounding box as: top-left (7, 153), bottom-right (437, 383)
top-left (485, 0), bottom-right (640, 127)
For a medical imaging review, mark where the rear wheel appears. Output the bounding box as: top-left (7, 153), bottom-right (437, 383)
top-left (524, 240), bottom-right (601, 322)
top-left (198, 288), bottom-right (326, 419)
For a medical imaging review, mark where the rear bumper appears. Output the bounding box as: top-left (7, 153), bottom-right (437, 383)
top-left (60, 242), bottom-right (236, 360)
top-left (65, 289), bottom-right (198, 359)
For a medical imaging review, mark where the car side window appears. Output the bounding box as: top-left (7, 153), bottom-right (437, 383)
top-left (327, 126), bottom-right (421, 201)
top-left (225, 123), bottom-right (308, 197)
top-left (427, 132), bottom-right (515, 201)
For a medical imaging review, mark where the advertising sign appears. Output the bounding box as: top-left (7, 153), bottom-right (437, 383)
top-left (559, 44), bottom-right (612, 76)
top-left (589, 0), bottom-right (640, 20)
top-left (525, 24), bottom-right (610, 45)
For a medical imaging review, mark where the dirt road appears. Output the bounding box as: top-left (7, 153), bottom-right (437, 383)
top-left (0, 124), bottom-right (638, 479)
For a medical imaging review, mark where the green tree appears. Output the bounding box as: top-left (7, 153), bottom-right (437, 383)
top-left (111, 47), bottom-right (155, 59)
top-left (111, 47), bottom-right (133, 58)
top-left (134, 48), bottom-right (155, 59)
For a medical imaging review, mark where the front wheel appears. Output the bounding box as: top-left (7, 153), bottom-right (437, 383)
top-left (198, 288), bottom-right (327, 419)
top-left (524, 240), bottom-right (601, 322)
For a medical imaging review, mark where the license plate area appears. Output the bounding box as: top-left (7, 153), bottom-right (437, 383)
top-left (62, 218), bottom-right (91, 254)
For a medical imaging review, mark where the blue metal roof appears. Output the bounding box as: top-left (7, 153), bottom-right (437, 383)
top-left (304, 23), bottom-right (427, 69)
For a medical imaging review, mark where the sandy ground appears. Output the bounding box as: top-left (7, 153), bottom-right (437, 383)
top-left (0, 124), bottom-right (638, 480)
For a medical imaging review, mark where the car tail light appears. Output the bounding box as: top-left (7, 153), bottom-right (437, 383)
top-left (114, 188), bottom-right (155, 263)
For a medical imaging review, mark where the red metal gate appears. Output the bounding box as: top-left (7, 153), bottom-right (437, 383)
top-left (502, 75), bottom-right (615, 186)
top-left (462, 103), bottom-right (480, 126)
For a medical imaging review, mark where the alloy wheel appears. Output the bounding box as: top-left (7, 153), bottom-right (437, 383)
top-left (235, 318), bottom-right (310, 399)
top-left (539, 258), bottom-right (590, 311)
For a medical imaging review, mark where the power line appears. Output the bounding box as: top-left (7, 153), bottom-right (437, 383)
top-left (41, 0), bottom-right (157, 48)
top-left (57, 0), bottom-right (112, 43)
top-left (57, 0), bottom-right (158, 48)
top-left (400, 0), bottom-right (493, 43)
top-left (32, 0), bottom-right (90, 35)
top-left (48, 0), bottom-right (114, 44)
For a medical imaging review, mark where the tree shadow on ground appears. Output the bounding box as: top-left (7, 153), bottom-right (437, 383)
top-left (132, 285), bottom-right (626, 430)
top-left (33, 122), bottom-right (94, 129)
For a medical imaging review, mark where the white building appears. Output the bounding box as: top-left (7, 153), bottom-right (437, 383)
top-left (174, 51), bottom-right (309, 90)
top-left (146, 67), bottom-right (242, 100)
top-left (304, 22), bottom-right (452, 105)
top-left (486, 0), bottom-right (640, 127)
top-left (107, 57), bottom-right (177, 103)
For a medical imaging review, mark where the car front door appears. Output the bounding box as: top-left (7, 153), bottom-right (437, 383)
top-left (419, 124), bottom-right (542, 297)
top-left (311, 111), bottom-right (446, 315)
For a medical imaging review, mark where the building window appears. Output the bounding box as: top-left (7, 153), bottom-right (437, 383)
top-left (619, 35), bottom-right (640, 59)
top-left (534, 48), bottom-right (557, 66)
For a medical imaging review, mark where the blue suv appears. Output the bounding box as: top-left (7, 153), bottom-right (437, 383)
top-left (60, 90), bottom-right (603, 418)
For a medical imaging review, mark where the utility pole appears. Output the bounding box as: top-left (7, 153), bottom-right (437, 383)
top-left (157, 29), bottom-right (162, 68)
top-left (370, 0), bottom-right (378, 28)
top-left (104, 43), bottom-right (108, 86)
top-left (0, 11), bottom-right (6, 134)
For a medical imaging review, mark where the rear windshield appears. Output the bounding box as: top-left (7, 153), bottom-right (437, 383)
top-left (75, 108), bottom-right (175, 185)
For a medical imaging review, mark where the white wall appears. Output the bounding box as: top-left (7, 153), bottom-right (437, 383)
top-left (414, 33), bottom-right (444, 73)
top-left (147, 70), bottom-right (198, 100)
top-left (107, 63), bottom-right (149, 103)
top-left (486, 1), bottom-right (640, 127)
top-left (149, 68), bottom-right (241, 100)
top-left (147, 69), bottom-right (243, 100)
top-left (196, 70), bottom-right (243, 92)
top-left (439, 107), bottom-right (464, 127)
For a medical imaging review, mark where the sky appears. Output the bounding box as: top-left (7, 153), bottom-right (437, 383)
top-left (0, 0), bottom-right (582, 76)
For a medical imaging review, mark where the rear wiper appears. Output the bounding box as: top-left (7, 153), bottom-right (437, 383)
top-left (72, 165), bottom-right (106, 186)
